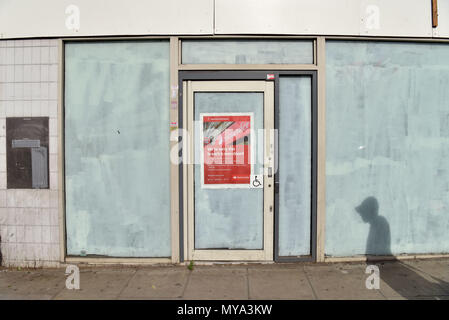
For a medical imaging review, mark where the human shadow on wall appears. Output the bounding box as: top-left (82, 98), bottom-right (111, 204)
top-left (356, 196), bottom-right (449, 299)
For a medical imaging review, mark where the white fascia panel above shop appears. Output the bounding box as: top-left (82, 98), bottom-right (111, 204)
top-left (0, 0), bottom-right (214, 39)
top-left (215, 0), bottom-right (433, 38)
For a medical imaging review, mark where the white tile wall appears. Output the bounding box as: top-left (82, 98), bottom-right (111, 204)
top-left (0, 39), bottom-right (60, 268)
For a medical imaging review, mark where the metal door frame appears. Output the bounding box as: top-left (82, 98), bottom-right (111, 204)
top-left (182, 80), bottom-right (274, 261)
top-left (178, 71), bottom-right (317, 263)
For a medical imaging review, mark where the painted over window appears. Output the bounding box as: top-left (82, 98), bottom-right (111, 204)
top-left (278, 76), bottom-right (312, 256)
top-left (64, 41), bottom-right (170, 257)
top-left (326, 41), bottom-right (449, 256)
top-left (182, 39), bottom-right (314, 64)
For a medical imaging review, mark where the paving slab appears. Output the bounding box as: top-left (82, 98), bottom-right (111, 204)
top-left (386, 295), bottom-right (449, 300)
top-left (237, 263), bottom-right (304, 270)
top-left (183, 267), bottom-right (248, 300)
top-left (0, 293), bottom-right (55, 300)
top-left (119, 267), bottom-right (188, 299)
top-left (373, 261), bottom-right (449, 299)
top-left (1, 259), bottom-right (448, 300)
top-left (404, 259), bottom-right (449, 293)
top-left (304, 264), bottom-right (385, 300)
top-left (248, 267), bottom-right (315, 300)
top-left (53, 268), bottom-right (136, 300)
top-left (0, 269), bottom-right (65, 299)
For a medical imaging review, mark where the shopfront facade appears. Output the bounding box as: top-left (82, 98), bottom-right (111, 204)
top-left (1, 0), bottom-right (449, 267)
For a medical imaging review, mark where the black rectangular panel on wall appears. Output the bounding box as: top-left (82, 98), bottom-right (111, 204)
top-left (6, 117), bottom-right (49, 189)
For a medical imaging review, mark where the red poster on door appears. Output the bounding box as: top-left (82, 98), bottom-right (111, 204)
top-left (201, 113), bottom-right (253, 188)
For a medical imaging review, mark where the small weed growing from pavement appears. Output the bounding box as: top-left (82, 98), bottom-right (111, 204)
top-left (187, 260), bottom-right (194, 271)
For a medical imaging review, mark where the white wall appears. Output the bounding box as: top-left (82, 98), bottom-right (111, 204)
top-left (0, 0), bottom-right (446, 39)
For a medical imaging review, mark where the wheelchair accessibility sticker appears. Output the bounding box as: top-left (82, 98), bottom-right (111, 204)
top-left (250, 175), bottom-right (263, 189)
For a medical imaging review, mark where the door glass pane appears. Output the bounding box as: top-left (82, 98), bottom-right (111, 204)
top-left (182, 39), bottom-right (314, 64)
top-left (278, 76), bottom-right (312, 256)
top-left (64, 41), bottom-right (171, 257)
top-left (194, 92), bottom-right (264, 249)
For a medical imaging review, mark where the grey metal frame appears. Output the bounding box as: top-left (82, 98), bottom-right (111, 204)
top-left (178, 70), bottom-right (318, 263)
top-left (274, 71), bottom-right (318, 262)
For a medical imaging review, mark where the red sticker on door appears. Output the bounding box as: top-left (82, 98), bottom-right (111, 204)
top-left (201, 113), bottom-right (253, 188)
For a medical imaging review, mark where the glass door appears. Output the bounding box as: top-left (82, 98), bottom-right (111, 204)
top-left (183, 81), bottom-right (274, 261)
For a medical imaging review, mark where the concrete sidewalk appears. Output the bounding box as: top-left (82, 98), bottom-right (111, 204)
top-left (0, 258), bottom-right (448, 300)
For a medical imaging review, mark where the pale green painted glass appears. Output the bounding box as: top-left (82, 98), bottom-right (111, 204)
top-left (182, 40), bottom-right (314, 64)
top-left (64, 41), bottom-right (170, 257)
top-left (326, 41), bottom-right (449, 256)
top-left (278, 76), bottom-right (312, 256)
top-left (194, 92), bottom-right (264, 249)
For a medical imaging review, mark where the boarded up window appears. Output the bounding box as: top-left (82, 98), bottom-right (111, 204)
top-left (6, 117), bottom-right (49, 189)
top-left (326, 41), bottom-right (449, 256)
top-left (64, 41), bottom-right (171, 257)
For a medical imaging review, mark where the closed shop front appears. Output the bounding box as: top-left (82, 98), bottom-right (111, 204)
top-left (1, 0), bottom-right (448, 267)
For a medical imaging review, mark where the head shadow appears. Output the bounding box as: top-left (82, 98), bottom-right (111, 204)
top-left (356, 196), bottom-right (391, 255)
